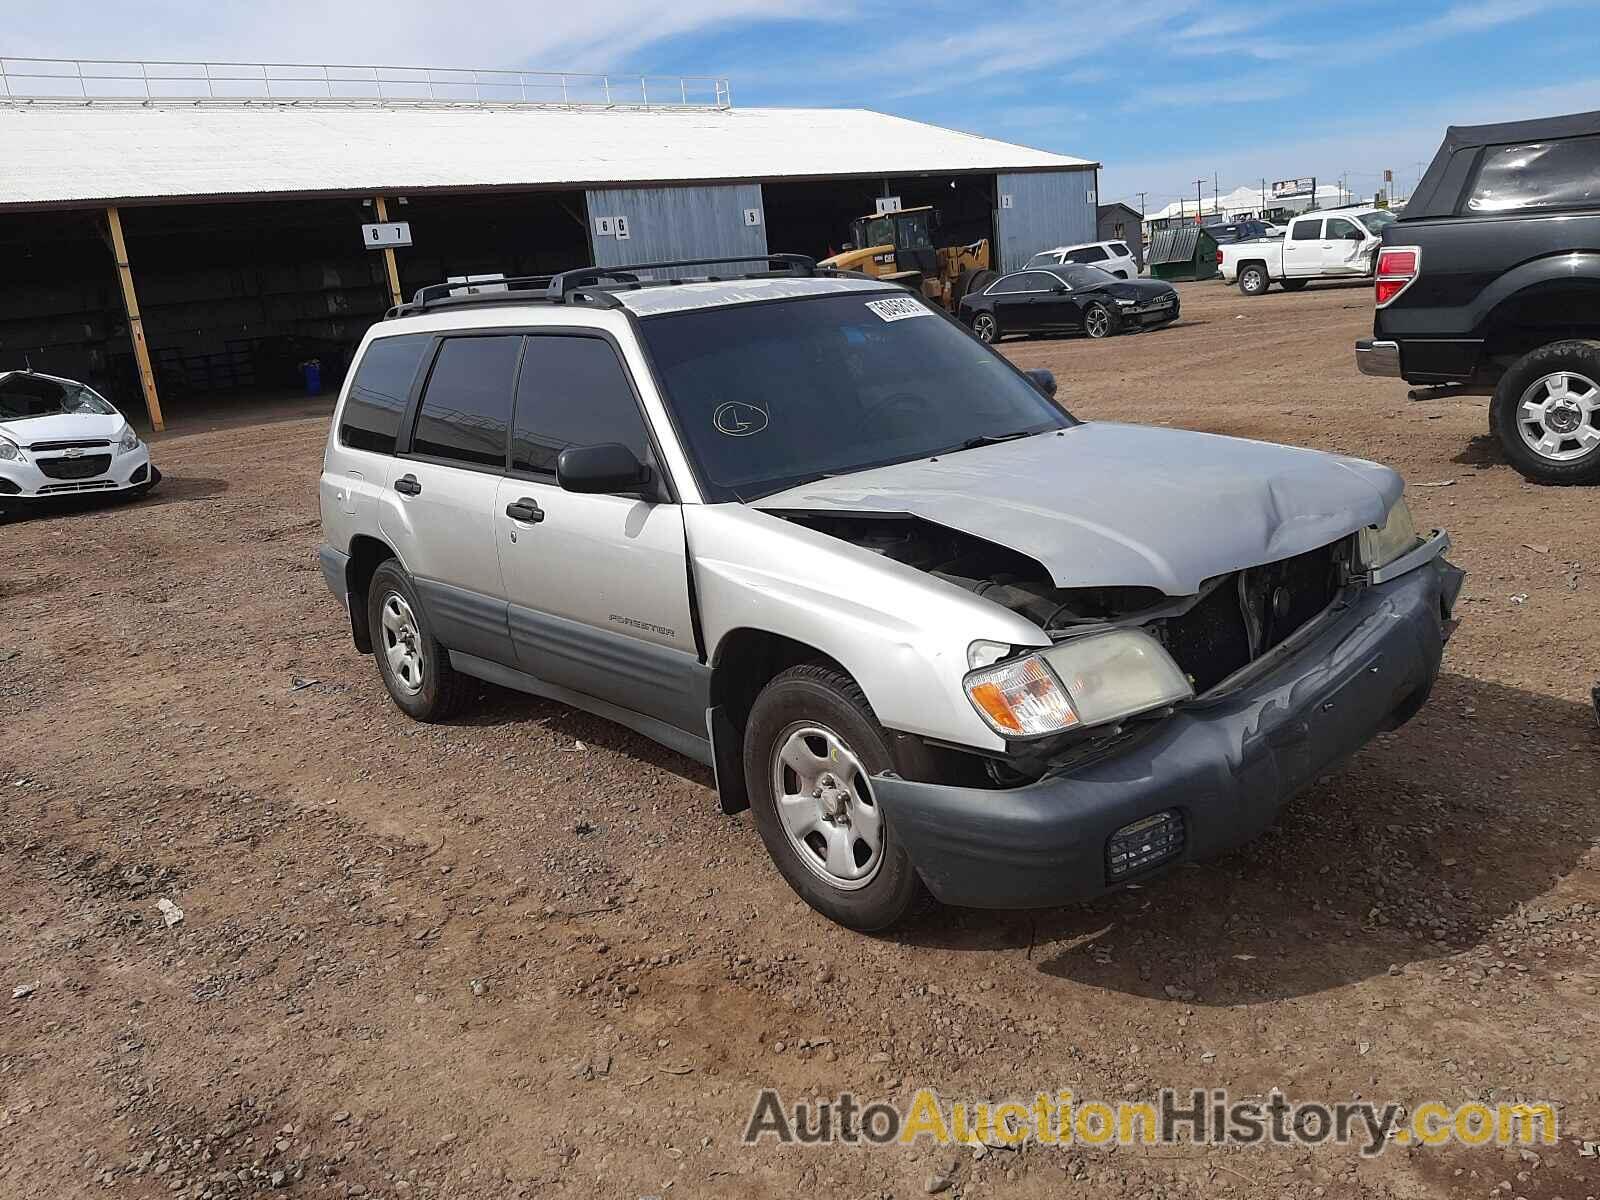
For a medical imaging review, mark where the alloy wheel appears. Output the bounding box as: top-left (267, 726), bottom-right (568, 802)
top-left (1085, 305), bottom-right (1111, 338)
top-left (973, 313), bottom-right (997, 343)
top-left (770, 723), bottom-right (884, 890)
top-left (1517, 371), bottom-right (1600, 462)
top-left (380, 592), bottom-right (425, 695)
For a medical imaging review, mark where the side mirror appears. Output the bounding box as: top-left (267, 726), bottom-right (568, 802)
top-left (1025, 368), bottom-right (1058, 398)
top-left (556, 442), bottom-right (652, 495)
top-left (1052, 282), bottom-right (1070, 294)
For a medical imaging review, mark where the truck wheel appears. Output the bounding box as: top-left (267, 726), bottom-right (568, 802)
top-left (972, 312), bottom-right (1000, 344)
top-left (367, 560), bottom-right (474, 721)
top-left (1238, 264), bottom-right (1269, 296)
top-left (1083, 302), bottom-right (1120, 339)
top-left (743, 664), bottom-right (927, 931)
top-left (1281, 279), bottom-right (1308, 292)
top-left (1491, 341), bottom-right (1600, 485)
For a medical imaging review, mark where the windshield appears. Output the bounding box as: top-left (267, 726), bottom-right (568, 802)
top-left (1357, 209), bottom-right (1398, 234)
top-left (639, 292), bottom-right (1075, 502)
top-left (1048, 264), bottom-right (1119, 289)
top-left (0, 373), bottom-right (117, 421)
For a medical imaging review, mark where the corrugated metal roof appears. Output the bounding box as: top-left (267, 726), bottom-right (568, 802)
top-left (0, 104), bottom-right (1095, 210)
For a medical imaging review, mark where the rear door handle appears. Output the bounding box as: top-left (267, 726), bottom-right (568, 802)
top-left (505, 498), bottom-right (545, 524)
top-left (394, 474), bottom-right (422, 496)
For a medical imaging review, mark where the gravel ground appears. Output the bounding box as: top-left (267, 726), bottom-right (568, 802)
top-left (2, 278), bottom-right (1597, 1200)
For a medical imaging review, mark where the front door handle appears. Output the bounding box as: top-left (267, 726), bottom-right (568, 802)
top-left (394, 474), bottom-right (422, 496)
top-left (506, 498), bottom-right (545, 524)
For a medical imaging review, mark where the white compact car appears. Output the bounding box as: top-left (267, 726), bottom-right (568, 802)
top-left (1026, 240), bottom-right (1140, 279)
top-left (0, 369), bottom-right (157, 511)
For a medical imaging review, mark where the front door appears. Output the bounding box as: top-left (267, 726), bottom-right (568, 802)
top-left (1321, 217), bottom-right (1369, 274)
top-left (380, 332), bottom-right (521, 666)
top-left (494, 332), bottom-right (704, 734)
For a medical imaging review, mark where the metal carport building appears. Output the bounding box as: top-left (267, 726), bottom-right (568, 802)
top-left (0, 58), bottom-right (1099, 430)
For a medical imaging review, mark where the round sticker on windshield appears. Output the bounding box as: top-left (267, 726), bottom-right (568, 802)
top-left (714, 401), bottom-right (769, 437)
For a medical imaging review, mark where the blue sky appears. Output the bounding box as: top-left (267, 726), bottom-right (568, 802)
top-left (16, 0), bottom-right (1600, 211)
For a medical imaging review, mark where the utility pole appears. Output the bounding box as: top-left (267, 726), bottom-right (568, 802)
top-left (1213, 170), bottom-right (1220, 216)
top-left (1137, 191), bottom-right (1147, 218)
top-left (1261, 177), bottom-right (1267, 215)
top-left (1194, 179), bottom-right (1205, 224)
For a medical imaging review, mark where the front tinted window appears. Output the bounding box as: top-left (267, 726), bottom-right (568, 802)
top-left (340, 334), bottom-right (431, 454)
top-left (1468, 136), bottom-right (1600, 213)
top-left (512, 336), bottom-right (650, 477)
top-left (1290, 219), bottom-right (1322, 240)
top-left (411, 335), bottom-right (521, 469)
top-left (1325, 217), bottom-right (1362, 240)
top-left (638, 292), bottom-right (1074, 503)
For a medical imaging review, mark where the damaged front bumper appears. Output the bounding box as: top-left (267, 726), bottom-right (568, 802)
top-left (873, 557), bottom-right (1465, 909)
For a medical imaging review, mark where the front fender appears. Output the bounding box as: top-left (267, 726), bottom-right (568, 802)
top-left (684, 505), bottom-right (1049, 752)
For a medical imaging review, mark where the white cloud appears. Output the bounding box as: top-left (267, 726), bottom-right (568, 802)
top-left (4, 0), bottom-right (853, 70)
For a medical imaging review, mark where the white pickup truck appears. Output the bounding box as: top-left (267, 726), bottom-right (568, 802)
top-left (1219, 206), bottom-right (1398, 295)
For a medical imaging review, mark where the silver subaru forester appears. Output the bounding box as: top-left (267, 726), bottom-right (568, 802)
top-left (318, 257), bottom-right (1463, 931)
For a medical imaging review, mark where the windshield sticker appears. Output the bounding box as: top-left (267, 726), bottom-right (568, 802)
top-left (865, 296), bottom-right (932, 323)
top-left (714, 401), bottom-right (769, 437)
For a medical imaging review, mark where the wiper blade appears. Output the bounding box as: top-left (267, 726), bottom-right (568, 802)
top-left (951, 429), bottom-right (1037, 452)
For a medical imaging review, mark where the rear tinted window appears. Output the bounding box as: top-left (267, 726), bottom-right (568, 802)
top-left (1467, 135), bottom-right (1600, 213)
top-left (1290, 219), bottom-right (1322, 240)
top-left (340, 334), bottom-right (431, 454)
top-left (511, 336), bottom-right (650, 477)
top-left (1066, 245), bottom-right (1109, 263)
top-left (411, 335), bottom-right (521, 469)
top-left (1110, 242), bottom-right (1131, 257)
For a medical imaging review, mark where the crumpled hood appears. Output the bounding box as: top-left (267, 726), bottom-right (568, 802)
top-left (0, 411), bottom-right (126, 447)
top-left (754, 422), bottom-right (1402, 595)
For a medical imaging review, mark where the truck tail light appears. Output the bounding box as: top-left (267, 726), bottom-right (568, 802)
top-left (1215, 249), bottom-right (1224, 263)
top-left (1375, 246), bottom-right (1420, 307)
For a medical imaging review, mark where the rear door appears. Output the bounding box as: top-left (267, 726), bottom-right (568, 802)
top-left (1282, 218), bottom-right (1324, 277)
top-left (494, 332), bottom-right (703, 733)
top-left (379, 332), bottom-right (521, 666)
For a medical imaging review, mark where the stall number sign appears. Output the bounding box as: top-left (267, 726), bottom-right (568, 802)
top-left (744, 208), bottom-right (763, 227)
top-left (362, 222), bottom-right (412, 249)
top-left (874, 196), bottom-right (903, 214)
top-left (594, 215), bottom-right (631, 239)
top-left (999, 194), bottom-right (1014, 209)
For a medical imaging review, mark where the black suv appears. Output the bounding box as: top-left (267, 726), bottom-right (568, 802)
top-left (1356, 109), bottom-right (1600, 484)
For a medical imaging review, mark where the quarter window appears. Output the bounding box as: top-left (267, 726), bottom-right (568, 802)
top-left (988, 274), bottom-right (1031, 294)
top-left (411, 335), bottom-right (521, 469)
top-left (512, 336), bottom-right (651, 478)
top-left (1467, 135), bottom-right (1600, 213)
top-left (339, 333), bottom-right (431, 455)
top-left (1290, 219), bottom-right (1323, 240)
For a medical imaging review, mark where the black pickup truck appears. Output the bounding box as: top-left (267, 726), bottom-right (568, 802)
top-left (1356, 109), bottom-right (1600, 484)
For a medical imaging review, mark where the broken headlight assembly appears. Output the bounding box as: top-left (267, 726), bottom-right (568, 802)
top-left (1357, 498), bottom-right (1420, 572)
top-left (963, 629), bottom-right (1194, 739)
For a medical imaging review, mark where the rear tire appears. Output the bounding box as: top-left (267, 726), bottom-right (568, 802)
top-left (743, 664), bottom-right (927, 931)
top-left (1238, 264), bottom-right (1270, 296)
top-left (1491, 341), bottom-right (1600, 485)
top-left (366, 559), bottom-right (474, 721)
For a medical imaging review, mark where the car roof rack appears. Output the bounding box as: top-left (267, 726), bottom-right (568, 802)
top-left (389, 254), bottom-right (821, 317)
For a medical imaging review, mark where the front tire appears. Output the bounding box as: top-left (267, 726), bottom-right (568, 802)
top-left (1238, 264), bottom-right (1269, 296)
top-left (971, 311), bottom-right (1000, 344)
top-left (743, 664), bottom-right (927, 931)
top-left (366, 559), bottom-right (474, 721)
top-left (1083, 302), bottom-right (1119, 339)
top-left (1491, 341), bottom-right (1600, 485)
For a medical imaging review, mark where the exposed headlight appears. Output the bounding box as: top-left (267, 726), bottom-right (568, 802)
top-left (116, 425), bottom-right (141, 455)
top-left (1115, 298), bottom-right (1137, 306)
top-left (964, 629), bottom-right (1194, 739)
top-left (0, 435), bottom-right (23, 463)
top-left (1358, 499), bottom-right (1421, 572)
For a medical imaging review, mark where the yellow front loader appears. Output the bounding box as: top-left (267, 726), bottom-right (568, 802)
top-left (818, 206), bottom-right (992, 312)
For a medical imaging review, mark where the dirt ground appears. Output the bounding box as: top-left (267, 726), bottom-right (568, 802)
top-left (3, 278), bottom-right (1597, 1200)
